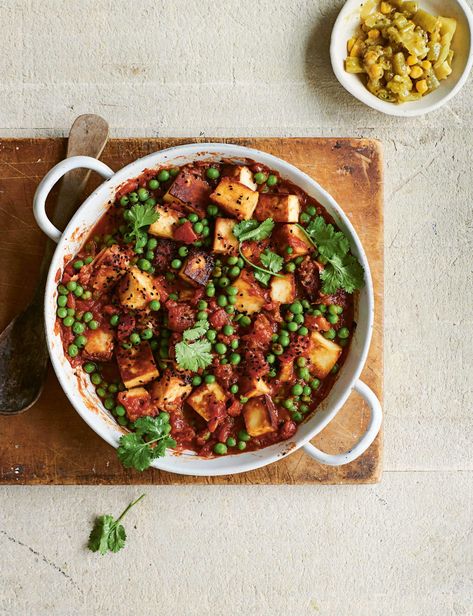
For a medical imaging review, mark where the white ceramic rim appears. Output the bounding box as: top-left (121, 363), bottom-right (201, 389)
top-left (36, 143), bottom-right (382, 476)
top-left (330, 0), bottom-right (473, 117)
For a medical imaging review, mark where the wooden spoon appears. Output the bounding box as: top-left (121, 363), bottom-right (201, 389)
top-left (0, 114), bottom-right (109, 415)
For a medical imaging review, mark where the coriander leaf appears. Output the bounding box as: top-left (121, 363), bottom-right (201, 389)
top-left (127, 203), bottom-right (159, 245)
top-left (133, 415), bottom-right (168, 439)
top-left (117, 413), bottom-right (176, 471)
top-left (320, 254), bottom-right (365, 294)
top-left (260, 249), bottom-right (283, 274)
top-left (88, 494), bottom-right (145, 556)
top-left (182, 319), bottom-right (209, 341)
top-left (233, 218), bottom-right (275, 242)
top-left (238, 245), bottom-right (284, 284)
top-left (117, 433), bottom-right (154, 471)
top-left (152, 436), bottom-right (177, 459)
top-left (254, 270), bottom-right (271, 286)
top-left (88, 515), bottom-right (114, 555)
top-left (304, 216), bottom-right (349, 259)
top-left (175, 338), bottom-right (213, 372)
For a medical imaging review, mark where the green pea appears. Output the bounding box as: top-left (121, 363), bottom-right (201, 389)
top-left (296, 357), bottom-right (307, 368)
top-left (226, 436), bottom-right (237, 447)
top-left (266, 353), bottom-right (275, 364)
top-left (285, 262), bottom-right (296, 273)
top-left (205, 374), bottom-right (216, 384)
top-left (73, 285), bottom-right (84, 297)
top-left (292, 411), bottom-right (303, 423)
top-left (324, 328), bottom-right (336, 340)
top-left (138, 187), bottom-right (149, 201)
top-left (96, 387), bottom-right (106, 398)
top-left (207, 204), bottom-right (219, 216)
top-left (145, 198), bottom-right (156, 208)
top-left (294, 256), bottom-right (304, 265)
top-left (128, 192), bottom-right (139, 204)
top-left (108, 384), bottom-right (118, 394)
top-left (165, 272), bottom-right (176, 282)
top-left (292, 384), bottom-right (303, 396)
top-left (198, 300), bottom-right (208, 310)
top-left (237, 258), bottom-right (244, 268)
top-left (68, 344), bottom-right (79, 358)
top-left (218, 276), bottom-right (230, 288)
top-left (293, 314), bottom-right (304, 325)
top-left (136, 258), bottom-right (150, 272)
top-left (170, 167), bottom-right (179, 177)
top-left (328, 314), bottom-right (339, 325)
top-left (239, 396), bottom-right (249, 404)
top-left (206, 167), bottom-right (220, 180)
top-left (240, 316), bottom-right (251, 327)
top-left (289, 302), bottom-right (303, 314)
top-left (300, 404), bottom-right (310, 414)
top-left (230, 339), bottom-right (239, 350)
top-left (148, 178), bottom-right (159, 190)
top-left (300, 213), bottom-right (310, 223)
top-left (267, 174), bottom-right (278, 187)
top-left (298, 326), bottom-right (309, 336)
top-left (57, 295), bottom-right (68, 307)
top-left (206, 329), bottom-right (217, 342)
top-left (66, 280), bottom-right (77, 292)
top-left (88, 320), bottom-right (99, 330)
top-left (115, 405), bottom-right (126, 417)
top-left (83, 362), bottom-right (96, 374)
top-left (121, 342), bottom-right (132, 350)
top-left (298, 368), bottom-right (311, 382)
top-left (178, 217), bottom-right (188, 226)
top-left (228, 266), bottom-right (241, 278)
top-left (287, 321), bottom-right (298, 332)
top-left (103, 397), bottom-right (114, 411)
top-left (311, 378), bottom-right (320, 390)
top-left (303, 385), bottom-right (311, 396)
top-left (230, 384), bottom-right (239, 394)
top-left (238, 430), bottom-right (251, 442)
top-left (117, 416), bottom-right (128, 426)
top-left (215, 342), bottom-right (227, 355)
top-left (214, 443), bottom-right (227, 455)
top-left (254, 172), bottom-right (267, 184)
top-left (73, 260), bottom-right (84, 270)
top-left (220, 358), bottom-right (229, 365)
top-left (272, 343), bottom-right (284, 355)
top-left (229, 353), bottom-right (241, 365)
top-left (146, 238), bottom-right (158, 251)
top-left (140, 328), bottom-right (153, 340)
top-left (226, 306), bottom-right (235, 314)
top-left (144, 250), bottom-right (154, 261)
top-left (307, 205), bottom-right (316, 216)
top-left (329, 304), bottom-right (343, 315)
top-left (227, 256), bottom-right (238, 266)
top-left (72, 322), bottom-right (85, 335)
top-left (120, 195), bottom-right (129, 207)
top-left (339, 338), bottom-right (349, 347)
top-left (192, 376), bottom-right (202, 387)
top-left (213, 266), bottom-right (222, 278)
top-left (63, 316), bottom-right (74, 327)
top-left (279, 336), bottom-right (290, 348)
top-left (331, 363), bottom-right (339, 374)
top-left (283, 398), bottom-right (295, 410)
top-left (285, 246), bottom-right (294, 255)
top-left (130, 333), bottom-right (141, 345)
top-left (217, 295), bottom-right (228, 307)
top-left (157, 169), bottom-right (170, 182)
top-left (188, 213), bottom-right (199, 224)
top-left (150, 340), bottom-right (158, 350)
top-left (57, 307), bottom-right (67, 318)
top-left (168, 292), bottom-right (179, 301)
top-left (237, 440), bottom-right (247, 451)
top-left (149, 300), bottom-right (161, 311)
top-left (317, 304), bottom-right (327, 313)
top-left (91, 373), bottom-right (102, 385)
top-left (338, 327), bottom-right (350, 339)
top-left (171, 259), bottom-right (182, 270)
top-left (75, 335), bottom-right (87, 348)
top-left (178, 246), bottom-right (189, 258)
top-left (58, 284), bottom-right (69, 295)
top-left (223, 325), bottom-right (234, 336)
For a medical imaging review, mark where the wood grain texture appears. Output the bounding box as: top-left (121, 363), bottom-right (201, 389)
top-left (0, 137), bottom-right (383, 485)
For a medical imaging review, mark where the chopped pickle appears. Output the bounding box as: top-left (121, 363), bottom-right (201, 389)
top-left (344, 0), bottom-right (456, 104)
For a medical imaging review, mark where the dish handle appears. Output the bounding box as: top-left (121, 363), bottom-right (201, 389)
top-left (302, 380), bottom-right (382, 466)
top-left (33, 155), bottom-right (114, 243)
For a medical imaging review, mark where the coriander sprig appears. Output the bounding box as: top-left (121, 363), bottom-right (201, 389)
top-left (88, 493), bottom-right (145, 555)
top-left (296, 217), bottom-right (364, 294)
top-left (232, 218), bottom-right (284, 283)
top-left (126, 202), bottom-right (159, 249)
top-left (117, 414), bottom-right (176, 471)
top-left (174, 320), bottom-right (213, 372)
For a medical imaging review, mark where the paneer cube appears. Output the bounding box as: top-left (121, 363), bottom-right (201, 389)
top-left (89, 245), bottom-right (131, 294)
top-left (277, 360), bottom-right (294, 383)
top-left (232, 270), bottom-right (267, 315)
top-left (213, 218), bottom-right (239, 254)
top-left (240, 375), bottom-right (271, 399)
top-left (178, 250), bottom-right (214, 287)
top-left (116, 342), bottom-right (159, 389)
top-left (163, 172), bottom-right (211, 214)
top-left (254, 193), bottom-right (300, 223)
top-left (148, 205), bottom-right (181, 239)
top-left (308, 331), bottom-right (342, 379)
top-left (243, 395), bottom-right (278, 437)
top-left (270, 273), bottom-right (296, 304)
top-left (273, 224), bottom-right (313, 258)
top-left (150, 369), bottom-right (192, 412)
top-left (82, 327), bottom-right (114, 362)
top-left (187, 381), bottom-right (227, 421)
top-left (116, 387), bottom-right (157, 423)
top-left (209, 177), bottom-right (259, 220)
top-left (117, 266), bottom-right (159, 311)
top-left (223, 165), bottom-right (257, 190)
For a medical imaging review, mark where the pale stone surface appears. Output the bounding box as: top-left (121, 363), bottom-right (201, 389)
top-left (1, 0), bottom-right (473, 614)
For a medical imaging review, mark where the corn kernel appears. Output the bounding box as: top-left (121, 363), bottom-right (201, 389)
top-left (406, 55), bottom-right (418, 66)
top-left (421, 60), bottom-right (432, 70)
top-left (410, 66), bottom-right (424, 79)
top-left (368, 29), bottom-right (380, 39)
top-left (415, 79), bottom-right (428, 94)
top-left (380, 2), bottom-right (392, 14)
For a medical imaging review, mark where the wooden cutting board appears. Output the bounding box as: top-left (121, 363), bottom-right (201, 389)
top-left (0, 138), bottom-right (383, 485)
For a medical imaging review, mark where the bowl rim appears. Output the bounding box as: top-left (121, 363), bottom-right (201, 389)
top-left (330, 0), bottom-right (473, 117)
top-left (44, 142), bottom-right (375, 476)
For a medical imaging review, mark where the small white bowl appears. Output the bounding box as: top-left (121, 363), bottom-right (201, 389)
top-left (330, 0), bottom-right (473, 117)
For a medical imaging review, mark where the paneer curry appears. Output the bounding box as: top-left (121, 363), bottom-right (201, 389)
top-left (55, 160), bottom-right (364, 458)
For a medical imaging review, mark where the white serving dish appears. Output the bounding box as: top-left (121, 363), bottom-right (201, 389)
top-left (330, 0), bottom-right (473, 117)
top-left (33, 143), bottom-right (382, 476)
